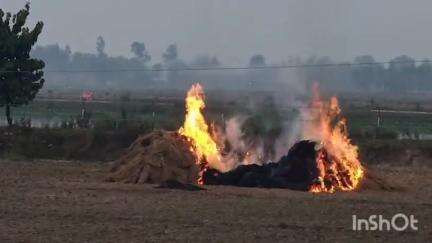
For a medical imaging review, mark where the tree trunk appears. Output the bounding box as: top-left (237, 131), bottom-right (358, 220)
top-left (6, 104), bottom-right (12, 126)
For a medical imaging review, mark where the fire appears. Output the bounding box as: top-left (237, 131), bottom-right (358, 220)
top-left (305, 84), bottom-right (364, 192)
top-left (179, 82), bottom-right (363, 191)
top-left (179, 83), bottom-right (222, 177)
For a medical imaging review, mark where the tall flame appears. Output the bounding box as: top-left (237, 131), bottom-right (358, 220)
top-left (179, 83), bottom-right (222, 174)
top-left (304, 84), bottom-right (364, 192)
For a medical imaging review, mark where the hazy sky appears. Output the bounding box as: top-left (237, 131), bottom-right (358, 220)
top-left (2, 0), bottom-right (432, 64)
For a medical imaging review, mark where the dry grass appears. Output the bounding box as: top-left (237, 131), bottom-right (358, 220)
top-left (0, 160), bottom-right (431, 242)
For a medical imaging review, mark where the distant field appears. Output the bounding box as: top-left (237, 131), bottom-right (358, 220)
top-left (346, 109), bottom-right (432, 135)
top-left (2, 91), bottom-right (432, 136)
top-left (0, 160), bottom-right (430, 242)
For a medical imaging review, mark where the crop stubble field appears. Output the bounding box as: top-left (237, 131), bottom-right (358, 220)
top-left (0, 160), bottom-right (431, 242)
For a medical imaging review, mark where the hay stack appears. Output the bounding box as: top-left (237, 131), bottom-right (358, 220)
top-left (107, 130), bottom-right (199, 184)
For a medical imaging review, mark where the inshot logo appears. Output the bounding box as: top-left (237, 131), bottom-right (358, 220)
top-left (352, 214), bottom-right (418, 231)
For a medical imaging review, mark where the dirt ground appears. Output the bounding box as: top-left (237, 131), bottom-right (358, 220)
top-left (0, 160), bottom-right (431, 242)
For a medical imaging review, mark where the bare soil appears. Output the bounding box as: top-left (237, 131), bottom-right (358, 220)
top-left (0, 160), bottom-right (431, 242)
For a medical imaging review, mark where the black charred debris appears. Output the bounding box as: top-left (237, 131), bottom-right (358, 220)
top-left (202, 140), bottom-right (323, 191)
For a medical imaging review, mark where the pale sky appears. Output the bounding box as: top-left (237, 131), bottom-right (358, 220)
top-left (2, 0), bottom-right (432, 64)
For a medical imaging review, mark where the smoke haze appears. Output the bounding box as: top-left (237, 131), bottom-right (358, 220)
top-left (3, 0), bottom-right (432, 63)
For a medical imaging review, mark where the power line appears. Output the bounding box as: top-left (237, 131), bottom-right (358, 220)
top-left (1, 59), bottom-right (431, 74)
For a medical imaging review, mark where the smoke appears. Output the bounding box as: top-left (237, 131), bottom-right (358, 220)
top-left (213, 74), bottom-right (315, 170)
top-left (224, 116), bottom-right (247, 152)
top-left (217, 109), bottom-right (305, 170)
top-left (274, 115), bottom-right (303, 160)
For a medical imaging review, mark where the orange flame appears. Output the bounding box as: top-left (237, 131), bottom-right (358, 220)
top-left (305, 84), bottom-right (364, 193)
top-left (179, 83), bottom-right (222, 176)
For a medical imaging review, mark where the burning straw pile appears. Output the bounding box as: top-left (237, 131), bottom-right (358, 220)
top-left (108, 83), bottom-right (370, 193)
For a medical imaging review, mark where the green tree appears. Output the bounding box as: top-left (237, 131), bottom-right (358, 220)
top-left (352, 55), bottom-right (385, 91)
top-left (131, 41), bottom-right (150, 62)
top-left (249, 54), bottom-right (266, 67)
top-left (388, 55), bottom-right (416, 92)
top-left (0, 3), bottom-right (45, 126)
top-left (96, 36), bottom-right (106, 57)
top-left (162, 44), bottom-right (178, 63)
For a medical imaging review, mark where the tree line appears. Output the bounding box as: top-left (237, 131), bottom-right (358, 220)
top-left (294, 55), bottom-right (432, 93)
top-left (32, 39), bottom-right (432, 93)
